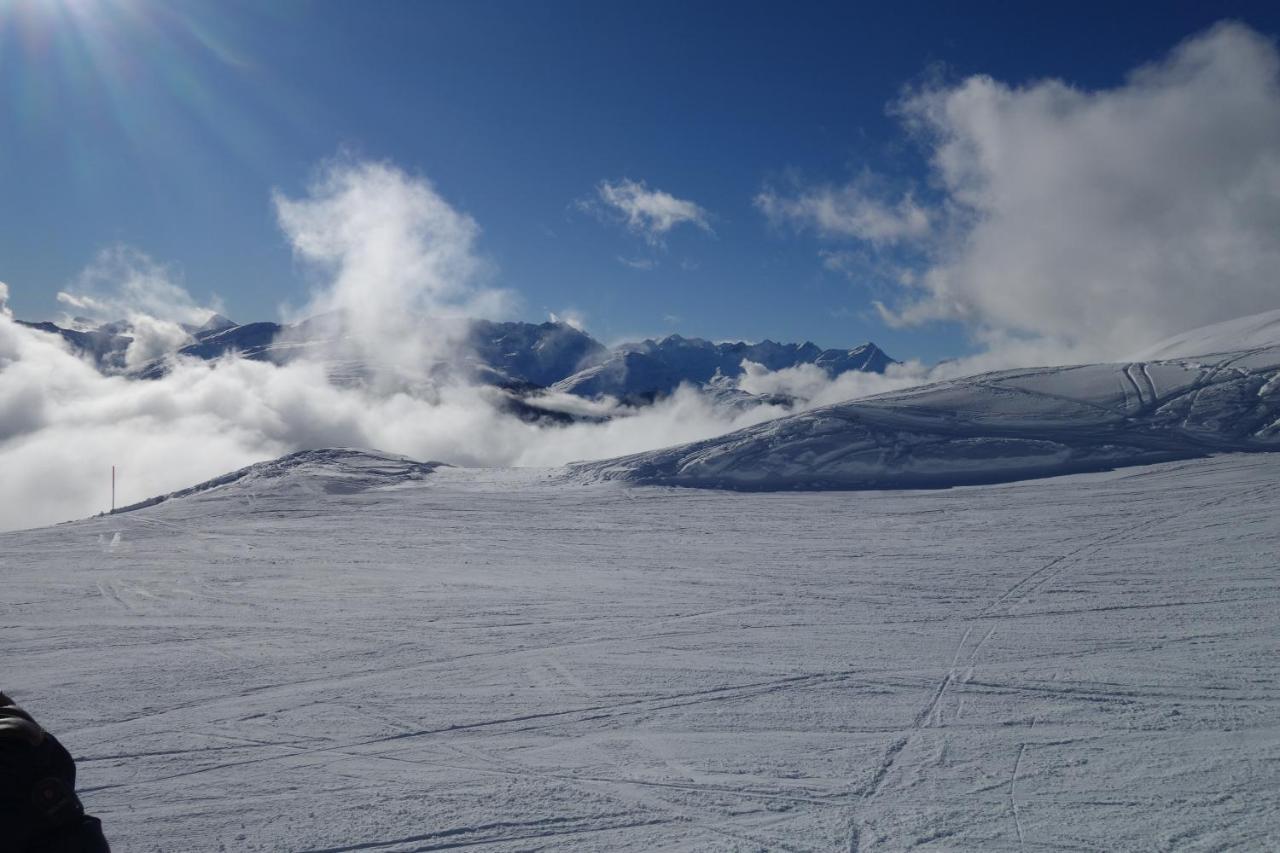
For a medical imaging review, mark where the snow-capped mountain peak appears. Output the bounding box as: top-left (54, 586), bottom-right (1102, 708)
top-left (193, 313), bottom-right (238, 337)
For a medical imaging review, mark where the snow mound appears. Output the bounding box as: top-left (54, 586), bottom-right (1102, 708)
top-left (1131, 306), bottom-right (1280, 360)
top-left (113, 449), bottom-right (447, 513)
top-left (570, 346), bottom-right (1280, 490)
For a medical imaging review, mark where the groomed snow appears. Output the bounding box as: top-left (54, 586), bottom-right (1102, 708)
top-left (570, 345), bottom-right (1280, 491)
top-left (3, 451), bottom-right (1278, 850)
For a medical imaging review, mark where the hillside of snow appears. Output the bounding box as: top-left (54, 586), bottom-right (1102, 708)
top-left (4, 449), bottom-right (1278, 850)
top-left (571, 343), bottom-right (1280, 489)
top-left (111, 448), bottom-right (447, 514)
top-left (1130, 306), bottom-right (1280, 360)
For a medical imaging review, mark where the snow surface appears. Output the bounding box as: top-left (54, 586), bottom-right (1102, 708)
top-left (112, 448), bottom-right (448, 512)
top-left (1130, 306), bottom-right (1280, 360)
top-left (3, 450), bottom-right (1279, 850)
top-left (571, 345), bottom-right (1280, 490)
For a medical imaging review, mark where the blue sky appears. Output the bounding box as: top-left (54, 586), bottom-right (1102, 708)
top-left (4, 0), bottom-right (1280, 361)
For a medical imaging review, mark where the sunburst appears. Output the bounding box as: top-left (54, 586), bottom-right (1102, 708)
top-left (1, 0), bottom-right (281, 180)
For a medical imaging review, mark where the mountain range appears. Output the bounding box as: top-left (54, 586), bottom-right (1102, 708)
top-left (17, 314), bottom-right (896, 400)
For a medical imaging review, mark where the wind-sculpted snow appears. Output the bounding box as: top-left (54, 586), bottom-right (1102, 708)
top-left (571, 346), bottom-right (1280, 489)
top-left (3, 455), bottom-right (1279, 850)
top-left (112, 448), bottom-right (448, 514)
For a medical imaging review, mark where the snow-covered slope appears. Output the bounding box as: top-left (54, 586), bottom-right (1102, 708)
top-left (467, 319), bottom-right (606, 387)
top-left (112, 448), bottom-right (447, 514)
top-left (4, 453), bottom-right (1278, 850)
top-left (1131, 306), bottom-right (1280, 360)
top-left (549, 349), bottom-right (684, 399)
top-left (572, 345), bottom-right (1280, 489)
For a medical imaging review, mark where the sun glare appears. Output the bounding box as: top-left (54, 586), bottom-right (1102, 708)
top-left (5, 0), bottom-right (121, 37)
top-left (2, 0), bottom-right (274, 181)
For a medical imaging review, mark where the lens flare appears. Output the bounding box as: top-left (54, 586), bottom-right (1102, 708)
top-left (1, 0), bottom-right (289, 186)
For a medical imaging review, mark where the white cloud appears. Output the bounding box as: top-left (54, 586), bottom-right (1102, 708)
top-left (273, 158), bottom-right (511, 387)
top-left (548, 309), bottom-right (586, 331)
top-left (618, 255), bottom-right (657, 270)
top-left (120, 315), bottom-right (197, 371)
top-left (0, 281), bottom-right (9, 317)
top-left (736, 359), bottom-right (922, 407)
top-left (56, 245), bottom-right (220, 327)
top-left (772, 21), bottom-right (1280, 363)
top-left (756, 181), bottom-right (930, 244)
top-left (591, 178), bottom-right (711, 245)
top-left (53, 246), bottom-right (227, 370)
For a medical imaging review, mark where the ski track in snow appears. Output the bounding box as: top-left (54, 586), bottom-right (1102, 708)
top-left (2, 454), bottom-right (1279, 851)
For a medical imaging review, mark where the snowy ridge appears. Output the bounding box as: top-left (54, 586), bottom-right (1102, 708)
top-left (1131, 305), bottom-right (1280, 360)
top-left (111, 448), bottom-right (446, 514)
top-left (570, 345), bottom-right (1280, 490)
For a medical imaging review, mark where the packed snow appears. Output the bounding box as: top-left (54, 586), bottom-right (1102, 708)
top-left (572, 345), bottom-right (1280, 490)
top-left (2, 449), bottom-right (1278, 850)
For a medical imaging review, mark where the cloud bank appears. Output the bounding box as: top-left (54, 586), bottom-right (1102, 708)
top-left (768, 21), bottom-right (1280, 362)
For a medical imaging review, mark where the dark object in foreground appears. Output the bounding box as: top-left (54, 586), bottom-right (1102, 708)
top-left (0, 693), bottom-right (109, 853)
